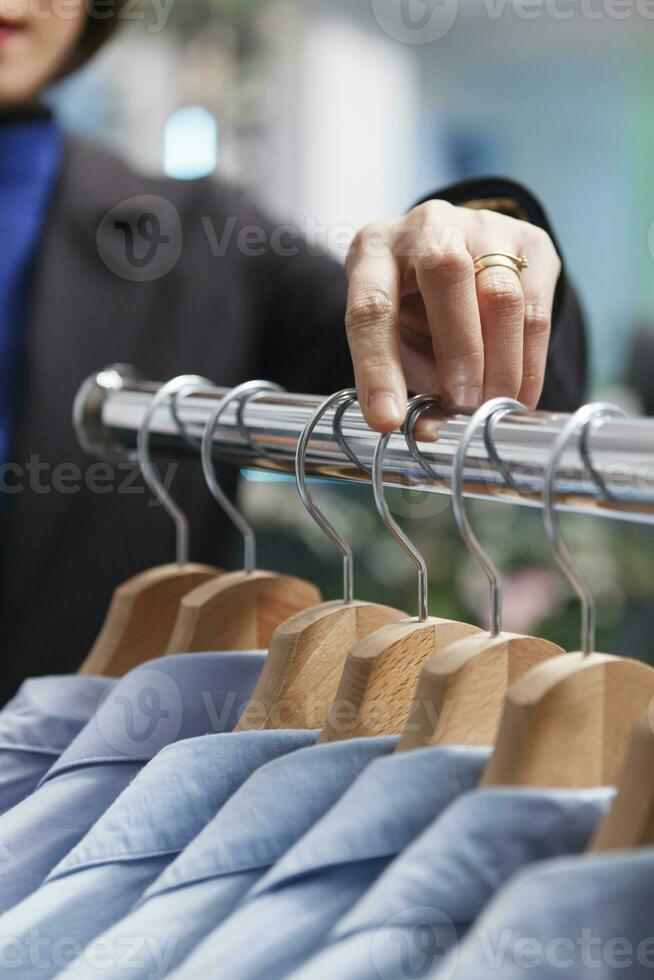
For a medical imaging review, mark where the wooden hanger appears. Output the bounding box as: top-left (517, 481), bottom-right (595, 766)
top-left (588, 705), bottom-right (654, 852)
top-left (79, 376), bottom-right (222, 677)
top-left (166, 381), bottom-right (322, 655)
top-left (481, 402), bottom-right (654, 788)
top-left (318, 400), bottom-right (482, 743)
top-left (236, 390), bottom-right (406, 731)
top-left (80, 564), bottom-right (220, 677)
top-left (398, 398), bottom-right (563, 752)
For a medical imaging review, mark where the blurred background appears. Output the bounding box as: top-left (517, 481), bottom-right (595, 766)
top-left (51, 0), bottom-right (654, 659)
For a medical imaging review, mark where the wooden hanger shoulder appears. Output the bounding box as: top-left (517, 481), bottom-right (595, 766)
top-left (397, 632), bottom-right (564, 752)
top-left (79, 563), bottom-right (220, 677)
top-left (481, 653), bottom-right (654, 789)
top-left (589, 707), bottom-right (654, 852)
top-left (165, 570), bottom-right (321, 655)
top-left (236, 599), bottom-right (406, 732)
top-left (319, 616), bottom-right (482, 743)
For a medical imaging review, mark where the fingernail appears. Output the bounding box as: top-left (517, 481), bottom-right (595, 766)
top-left (366, 392), bottom-right (402, 426)
top-left (413, 417), bottom-right (440, 443)
top-left (452, 387), bottom-right (481, 410)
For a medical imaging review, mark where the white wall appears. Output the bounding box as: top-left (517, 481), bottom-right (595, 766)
top-left (258, 0), bottom-right (421, 255)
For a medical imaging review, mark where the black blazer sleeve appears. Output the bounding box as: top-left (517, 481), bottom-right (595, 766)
top-left (414, 176), bottom-right (587, 412)
top-left (257, 176), bottom-right (587, 411)
top-left (0, 143), bottom-right (589, 697)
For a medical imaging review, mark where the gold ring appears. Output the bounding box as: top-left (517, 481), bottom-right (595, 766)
top-left (473, 252), bottom-right (529, 277)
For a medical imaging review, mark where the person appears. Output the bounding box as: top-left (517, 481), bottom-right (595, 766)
top-left (0, 0), bottom-right (586, 701)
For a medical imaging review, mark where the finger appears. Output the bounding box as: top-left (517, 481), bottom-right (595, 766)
top-left (345, 227), bottom-right (407, 432)
top-left (398, 294), bottom-right (440, 393)
top-left (475, 263), bottom-right (525, 401)
top-left (412, 225), bottom-right (484, 409)
top-left (517, 229), bottom-right (561, 408)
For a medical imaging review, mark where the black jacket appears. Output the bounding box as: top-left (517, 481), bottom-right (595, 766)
top-left (0, 137), bottom-right (586, 702)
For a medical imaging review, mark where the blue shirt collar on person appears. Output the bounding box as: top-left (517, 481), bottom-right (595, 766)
top-left (0, 109), bottom-right (62, 473)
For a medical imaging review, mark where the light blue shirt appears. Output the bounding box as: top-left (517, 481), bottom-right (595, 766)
top-left (0, 651), bottom-right (265, 914)
top-left (289, 786), bottom-right (614, 980)
top-left (173, 745), bottom-right (491, 980)
top-left (0, 675), bottom-right (112, 815)
top-left (444, 848), bottom-right (654, 979)
top-left (70, 736), bottom-right (397, 979)
top-left (0, 729), bottom-right (315, 979)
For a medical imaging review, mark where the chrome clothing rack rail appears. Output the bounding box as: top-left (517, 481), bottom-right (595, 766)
top-left (74, 365), bottom-right (654, 524)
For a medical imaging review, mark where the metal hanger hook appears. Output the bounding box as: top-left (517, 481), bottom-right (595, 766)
top-left (235, 384), bottom-right (286, 463)
top-left (333, 391), bottom-right (370, 474)
top-left (579, 411), bottom-right (628, 504)
top-left (295, 389), bottom-right (358, 604)
top-left (137, 375), bottom-right (213, 567)
top-left (372, 416), bottom-right (430, 622)
top-left (201, 380), bottom-right (283, 575)
top-left (403, 394), bottom-right (445, 476)
top-left (485, 405), bottom-right (540, 497)
top-left (452, 398), bottom-right (527, 637)
top-left (169, 377), bottom-right (216, 452)
top-left (543, 402), bottom-right (627, 657)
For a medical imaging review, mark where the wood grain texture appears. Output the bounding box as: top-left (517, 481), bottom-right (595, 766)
top-left (319, 616), bottom-right (482, 743)
top-left (78, 563), bottom-right (220, 677)
top-left (397, 632), bottom-right (564, 752)
top-left (589, 706), bottom-right (654, 851)
top-left (236, 600), bottom-right (406, 731)
top-left (165, 570), bottom-right (321, 655)
top-left (481, 653), bottom-right (654, 788)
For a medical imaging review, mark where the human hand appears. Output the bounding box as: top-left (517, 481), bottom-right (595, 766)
top-left (345, 200), bottom-right (561, 431)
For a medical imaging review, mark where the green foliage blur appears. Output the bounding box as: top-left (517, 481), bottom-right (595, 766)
top-left (241, 478), bottom-right (654, 665)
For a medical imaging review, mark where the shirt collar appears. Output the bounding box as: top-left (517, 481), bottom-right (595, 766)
top-left (334, 786), bottom-right (615, 939)
top-left (0, 115), bottom-right (62, 188)
top-left (41, 652), bottom-right (266, 782)
top-left (46, 730), bottom-right (317, 880)
top-left (452, 849), bottom-right (654, 977)
top-left (144, 736), bottom-right (397, 899)
top-left (253, 745), bottom-right (491, 896)
top-left (0, 676), bottom-right (113, 756)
